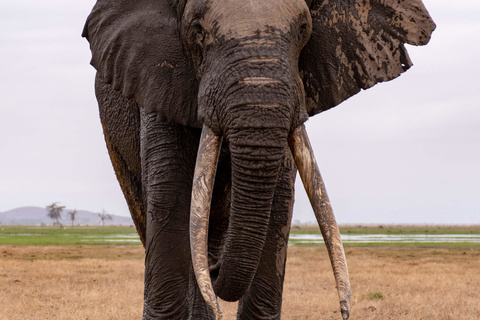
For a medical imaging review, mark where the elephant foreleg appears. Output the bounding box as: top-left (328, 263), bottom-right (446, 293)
top-left (236, 150), bottom-right (296, 320)
top-left (140, 112), bottom-right (203, 319)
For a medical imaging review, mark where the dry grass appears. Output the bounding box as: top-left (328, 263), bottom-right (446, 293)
top-left (1, 245), bottom-right (479, 319)
top-left (0, 246), bottom-right (144, 320)
top-left (281, 247), bottom-right (480, 320)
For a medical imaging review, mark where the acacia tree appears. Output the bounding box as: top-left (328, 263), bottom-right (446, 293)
top-left (98, 209), bottom-right (113, 226)
top-left (46, 202), bottom-right (65, 227)
top-left (67, 209), bottom-right (77, 227)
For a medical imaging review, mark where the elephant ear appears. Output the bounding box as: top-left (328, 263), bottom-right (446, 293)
top-left (82, 0), bottom-right (200, 127)
top-left (300, 0), bottom-right (435, 115)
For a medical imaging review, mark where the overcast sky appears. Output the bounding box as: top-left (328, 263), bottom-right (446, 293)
top-left (1, 0), bottom-right (479, 225)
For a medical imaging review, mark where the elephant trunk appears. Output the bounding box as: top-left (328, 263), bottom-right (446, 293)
top-left (191, 40), bottom-right (305, 316)
top-left (212, 125), bottom-right (287, 301)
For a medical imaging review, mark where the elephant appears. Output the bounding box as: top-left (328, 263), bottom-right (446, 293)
top-left (82, 0), bottom-right (435, 319)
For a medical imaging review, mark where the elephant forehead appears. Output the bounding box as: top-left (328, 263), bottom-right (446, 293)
top-left (205, 0), bottom-right (308, 39)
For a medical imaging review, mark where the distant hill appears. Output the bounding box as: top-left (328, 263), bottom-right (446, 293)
top-left (0, 206), bottom-right (134, 226)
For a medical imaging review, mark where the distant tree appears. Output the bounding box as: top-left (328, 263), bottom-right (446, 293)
top-left (67, 209), bottom-right (77, 227)
top-left (46, 202), bottom-right (65, 227)
top-left (98, 209), bottom-right (113, 226)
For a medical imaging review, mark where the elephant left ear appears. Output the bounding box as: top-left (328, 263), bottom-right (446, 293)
top-left (300, 0), bottom-right (436, 116)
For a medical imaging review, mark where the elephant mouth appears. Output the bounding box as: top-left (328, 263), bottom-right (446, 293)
top-left (189, 124), bottom-right (351, 320)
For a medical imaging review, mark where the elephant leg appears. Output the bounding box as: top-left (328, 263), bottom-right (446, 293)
top-left (188, 270), bottom-right (216, 319)
top-left (237, 150), bottom-right (296, 320)
top-left (140, 112), bottom-right (203, 319)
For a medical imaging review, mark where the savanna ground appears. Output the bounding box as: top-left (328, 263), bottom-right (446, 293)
top-left (1, 227), bottom-right (479, 319)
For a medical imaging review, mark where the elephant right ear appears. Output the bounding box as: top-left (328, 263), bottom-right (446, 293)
top-left (300, 0), bottom-right (436, 116)
top-left (82, 0), bottom-right (200, 127)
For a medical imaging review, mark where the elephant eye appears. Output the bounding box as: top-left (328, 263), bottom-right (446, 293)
top-left (190, 19), bottom-right (206, 46)
top-left (186, 18), bottom-right (206, 71)
top-left (300, 23), bottom-right (308, 36)
top-left (300, 22), bottom-right (308, 32)
top-left (196, 28), bottom-right (206, 45)
top-left (298, 17), bottom-right (311, 47)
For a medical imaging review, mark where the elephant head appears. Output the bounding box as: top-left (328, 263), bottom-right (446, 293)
top-left (83, 0), bottom-right (434, 318)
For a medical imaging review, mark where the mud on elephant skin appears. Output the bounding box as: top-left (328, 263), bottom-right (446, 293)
top-left (83, 0), bottom-right (435, 319)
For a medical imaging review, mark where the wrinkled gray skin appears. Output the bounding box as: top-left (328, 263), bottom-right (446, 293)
top-left (83, 0), bottom-right (434, 318)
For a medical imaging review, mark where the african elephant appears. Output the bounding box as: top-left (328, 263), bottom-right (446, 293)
top-left (82, 0), bottom-right (434, 319)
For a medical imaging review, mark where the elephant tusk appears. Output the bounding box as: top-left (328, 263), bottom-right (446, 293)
top-left (288, 124), bottom-right (351, 320)
top-left (190, 125), bottom-right (223, 319)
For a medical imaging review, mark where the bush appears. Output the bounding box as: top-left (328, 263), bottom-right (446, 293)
top-left (364, 291), bottom-right (385, 300)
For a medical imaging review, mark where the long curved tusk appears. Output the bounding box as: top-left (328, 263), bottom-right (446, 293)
top-left (288, 124), bottom-right (351, 320)
top-left (190, 125), bottom-right (223, 319)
